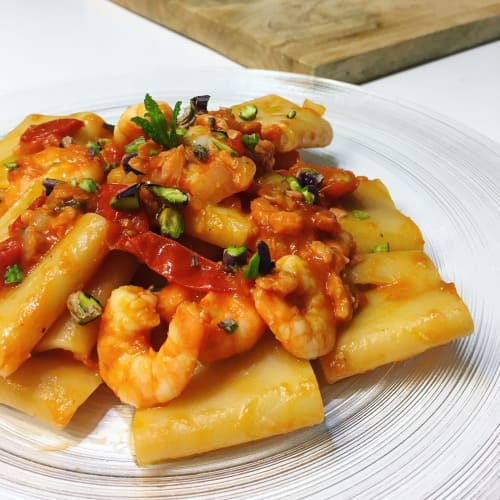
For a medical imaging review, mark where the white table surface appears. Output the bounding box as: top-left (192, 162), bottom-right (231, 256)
top-left (1, 0), bottom-right (499, 145)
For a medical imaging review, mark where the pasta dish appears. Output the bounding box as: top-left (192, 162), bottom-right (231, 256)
top-left (0, 93), bottom-right (473, 465)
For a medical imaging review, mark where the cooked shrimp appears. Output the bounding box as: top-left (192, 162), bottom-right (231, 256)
top-left (297, 240), bottom-right (351, 276)
top-left (180, 153), bottom-right (256, 209)
top-left (2, 144), bottom-right (104, 213)
top-left (145, 146), bottom-right (256, 209)
top-left (97, 285), bottom-right (205, 408)
top-left (326, 272), bottom-right (354, 322)
top-left (251, 254), bottom-right (336, 359)
top-left (156, 283), bottom-right (196, 321)
top-left (198, 292), bottom-right (266, 363)
top-left (113, 101), bottom-right (173, 146)
top-left (250, 196), bottom-right (305, 236)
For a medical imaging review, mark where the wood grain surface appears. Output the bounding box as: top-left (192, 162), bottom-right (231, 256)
top-left (112, 0), bottom-right (500, 83)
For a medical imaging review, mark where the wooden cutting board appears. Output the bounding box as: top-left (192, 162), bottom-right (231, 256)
top-left (112, 0), bottom-right (500, 83)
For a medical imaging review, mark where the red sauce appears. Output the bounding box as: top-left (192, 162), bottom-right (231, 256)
top-left (19, 118), bottom-right (84, 155)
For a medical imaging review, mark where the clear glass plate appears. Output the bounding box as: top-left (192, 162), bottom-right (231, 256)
top-left (0, 68), bottom-right (498, 499)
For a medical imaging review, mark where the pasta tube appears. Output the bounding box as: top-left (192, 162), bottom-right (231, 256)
top-left (35, 251), bottom-right (137, 359)
top-left (0, 180), bottom-right (44, 241)
top-left (0, 213), bottom-right (109, 376)
top-left (0, 351), bottom-right (101, 427)
top-left (339, 206), bottom-right (424, 253)
top-left (183, 203), bottom-right (254, 248)
top-left (338, 178), bottom-right (424, 252)
top-left (132, 335), bottom-right (323, 465)
top-left (231, 94), bottom-right (333, 152)
top-left (320, 251), bottom-right (474, 383)
top-left (0, 112), bottom-right (111, 187)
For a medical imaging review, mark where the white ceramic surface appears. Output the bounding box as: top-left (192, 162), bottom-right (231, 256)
top-left (0, 69), bottom-right (498, 499)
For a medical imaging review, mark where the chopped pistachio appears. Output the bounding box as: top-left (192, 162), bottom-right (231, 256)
top-left (124, 136), bottom-right (146, 154)
top-left (67, 291), bottom-right (103, 325)
top-left (238, 104), bottom-right (258, 121)
top-left (4, 264), bottom-right (23, 284)
top-left (212, 138), bottom-right (238, 157)
top-left (3, 161), bottom-right (18, 170)
top-left (218, 318), bottom-right (239, 334)
top-left (78, 178), bottom-right (98, 193)
top-left (351, 209), bottom-right (370, 220)
top-left (372, 242), bottom-right (390, 253)
top-left (158, 207), bottom-right (184, 239)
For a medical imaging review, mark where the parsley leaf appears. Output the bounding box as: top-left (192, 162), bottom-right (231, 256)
top-left (130, 94), bottom-right (182, 150)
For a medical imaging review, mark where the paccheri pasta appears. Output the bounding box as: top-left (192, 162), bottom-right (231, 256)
top-left (0, 93), bottom-right (473, 465)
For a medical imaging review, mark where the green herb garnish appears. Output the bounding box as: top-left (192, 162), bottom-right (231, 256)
top-left (130, 93), bottom-right (182, 150)
top-left (287, 109), bottom-right (297, 119)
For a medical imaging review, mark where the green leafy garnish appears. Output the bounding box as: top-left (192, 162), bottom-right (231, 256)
top-left (287, 109), bottom-right (297, 119)
top-left (130, 94), bottom-right (182, 150)
top-left (4, 264), bottom-right (23, 284)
